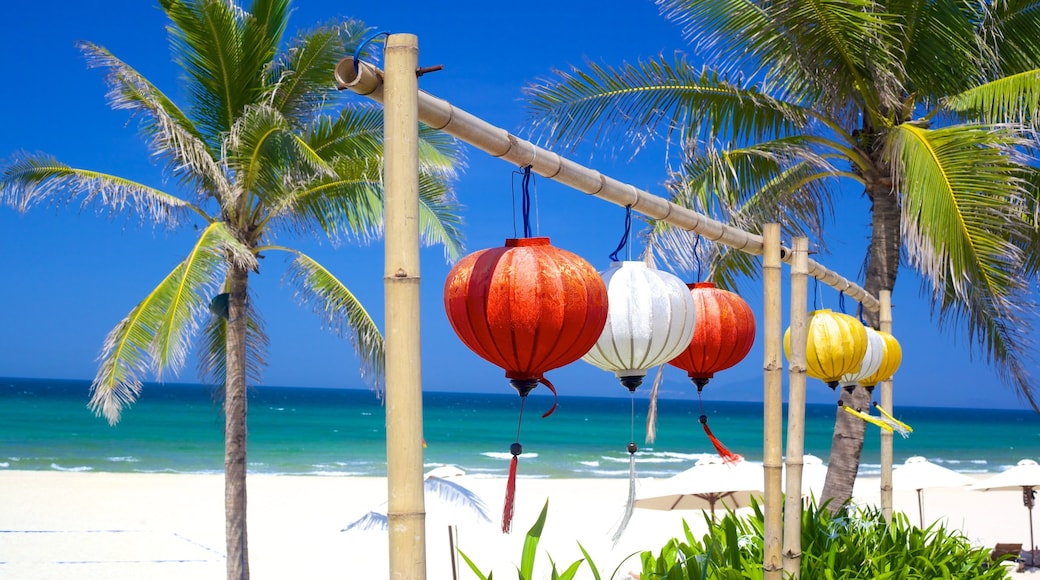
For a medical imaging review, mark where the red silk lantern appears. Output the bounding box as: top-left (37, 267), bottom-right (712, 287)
top-left (668, 282), bottom-right (756, 463)
top-left (443, 236), bottom-right (608, 531)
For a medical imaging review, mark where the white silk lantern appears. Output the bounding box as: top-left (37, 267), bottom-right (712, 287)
top-left (838, 326), bottom-right (884, 391)
top-left (582, 261), bottom-right (697, 390)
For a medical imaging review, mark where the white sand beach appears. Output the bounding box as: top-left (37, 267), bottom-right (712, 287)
top-left (0, 469), bottom-right (1036, 579)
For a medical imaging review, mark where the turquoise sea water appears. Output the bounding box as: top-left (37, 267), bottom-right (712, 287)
top-left (2, 377), bottom-right (1038, 478)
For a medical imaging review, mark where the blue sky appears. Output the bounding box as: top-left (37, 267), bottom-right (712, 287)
top-left (0, 0), bottom-right (1033, 410)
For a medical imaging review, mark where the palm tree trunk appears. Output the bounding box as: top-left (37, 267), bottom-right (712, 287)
top-left (820, 174), bottom-right (901, 511)
top-left (225, 266), bottom-right (250, 580)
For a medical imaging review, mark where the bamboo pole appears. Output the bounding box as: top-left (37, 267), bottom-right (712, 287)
top-left (879, 290), bottom-right (893, 523)
top-left (334, 58), bottom-right (880, 313)
top-left (762, 224), bottom-right (783, 579)
top-left (383, 34), bottom-right (427, 580)
top-left (783, 237), bottom-right (809, 579)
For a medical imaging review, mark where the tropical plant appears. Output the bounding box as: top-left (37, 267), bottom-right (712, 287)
top-left (640, 500), bottom-right (1009, 579)
top-left (0, 0), bottom-right (463, 578)
top-left (523, 0), bottom-right (1040, 509)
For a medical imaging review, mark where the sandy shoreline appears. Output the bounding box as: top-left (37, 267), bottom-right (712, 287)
top-left (1, 469), bottom-right (1036, 578)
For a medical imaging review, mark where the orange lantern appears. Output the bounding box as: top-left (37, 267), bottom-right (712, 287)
top-left (668, 282), bottom-right (756, 463)
top-left (443, 236), bottom-right (608, 531)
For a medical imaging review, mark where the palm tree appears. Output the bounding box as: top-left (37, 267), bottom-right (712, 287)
top-left (0, 0), bottom-right (463, 578)
top-left (523, 0), bottom-right (1040, 510)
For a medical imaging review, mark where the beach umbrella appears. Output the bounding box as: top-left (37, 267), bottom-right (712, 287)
top-left (784, 309), bottom-right (867, 390)
top-left (635, 455), bottom-right (765, 521)
top-left (667, 282), bottom-right (756, 463)
top-left (581, 259), bottom-right (696, 542)
top-left (972, 459), bottom-right (1040, 557)
top-left (892, 456), bottom-right (976, 527)
top-left (443, 235), bottom-right (608, 532)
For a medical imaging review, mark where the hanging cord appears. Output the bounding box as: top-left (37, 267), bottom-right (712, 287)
top-left (813, 276), bottom-right (821, 310)
top-left (838, 291), bottom-right (847, 314)
top-left (611, 389), bottom-right (639, 544)
top-left (609, 205), bottom-right (633, 262)
top-left (692, 235), bottom-right (703, 281)
top-left (857, 302), bottom-right (865, 324)
top-left (697, 386), bottom-right (742, 464)
top-left (511, 165), bottom-right (534, 238)
top-left (352, 31), bottom-right (391, 74)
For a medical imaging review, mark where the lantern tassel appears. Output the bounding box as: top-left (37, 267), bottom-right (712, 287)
top-left (699, 415), bottom-right (742, 464)
top-left (502, 449), bottom-right (519, 533)
top-left (838, 401), bottom-right (893, 432)
top-left (873, 402), bottom-right (914, 433)
top-left (645, 364), bottom-right (665, 444)
top-left (611, 447), bottom-right (637, 544)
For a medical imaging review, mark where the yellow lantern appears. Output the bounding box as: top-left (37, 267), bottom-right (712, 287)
top-left (784, 309), bottom-right (867, 389)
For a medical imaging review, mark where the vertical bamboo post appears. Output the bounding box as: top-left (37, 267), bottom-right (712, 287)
top-left (383, 33), bottom-right (427, 580)
top-left (879, 290), bottom-right (893, 524)
top-left (782, 237), bottom-right (809, 580)
top-left (762, 224), bottom-right (784, 579)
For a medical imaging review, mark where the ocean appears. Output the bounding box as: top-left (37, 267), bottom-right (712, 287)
top-left (2, 377), bottom-right (1037, 479)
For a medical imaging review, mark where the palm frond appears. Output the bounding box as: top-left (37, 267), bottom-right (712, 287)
top-left (980, 0), bottom-right (1040, 77)
top-left (946, 69), bottom-right (1040, 129)
top-left (524, 56), bottom-right (807, 155)
top-left (197, 288), bottom-right (269, 392)
top-left (78, 42), bottom-right (232, 204)
top-left (887, 122), bottom-right (1036, 405)
top-left (887, 0), bottom-right (981, 99)
top-left (280, 250), bottom-right (384, 393)
top-left (89, 222), bottom-right (254, 424)
top-left (268, 22), bottom-right (370, 122)
top-left (160, 0), bottom-right (286, 142)
top-left (417, 172), bottom-right (465, 262)
top-left (153, 222), bottom-right (257, 376)
top-left (888, 123), bottom-right (1030, 304)
top-left (0, 152), bottom-right (204, 225)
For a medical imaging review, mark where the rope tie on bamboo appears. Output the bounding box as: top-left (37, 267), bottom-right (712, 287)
top-left (697, 382), bottom-right (742, 464)
top-left (502, 377), bottom-right (558, 533)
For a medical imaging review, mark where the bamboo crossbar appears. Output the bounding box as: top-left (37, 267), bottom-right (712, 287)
top-left (335, 57), bottom-right (880, 312)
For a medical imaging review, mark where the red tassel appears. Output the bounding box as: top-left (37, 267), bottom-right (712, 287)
top-left (699, 415), bottom-right (742, 464)
top-left (502, 454), bottom-right (518, 533)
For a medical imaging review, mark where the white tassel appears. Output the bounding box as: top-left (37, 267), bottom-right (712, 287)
top-left (645, 364), bottom-right (665, 444)
top-left (611, 450), bottom-right (637, 544)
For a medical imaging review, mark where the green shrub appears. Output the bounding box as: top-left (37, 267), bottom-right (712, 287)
top-left (640, 499), bottom-right (1011, 580)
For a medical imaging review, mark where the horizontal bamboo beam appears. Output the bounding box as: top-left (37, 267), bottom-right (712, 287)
top-left (335, 57), bottom-right (879, 312)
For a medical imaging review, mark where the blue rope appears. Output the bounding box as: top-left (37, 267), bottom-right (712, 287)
top-left (521, 165), bottom-right (533, 237)
top-left (838, 291), bottom-right (847, 314)
top-left (858, 302), bottom-right (865, 324)
top-left (609, 205), bottom-right (633, 262)
top-left (353, 31), bottom-right (391, 74)
top-left (813, 277), bottom-right (820, 310)
top-left (693, 235), bottom-right (703, 281)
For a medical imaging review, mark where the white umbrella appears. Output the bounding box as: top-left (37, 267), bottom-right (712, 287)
top-left (635, 456), bottom-right (764, 521)
top-left (892, 456), bottom-right (976, 527)
top-left (972, 459), bottom-right (1040, 559)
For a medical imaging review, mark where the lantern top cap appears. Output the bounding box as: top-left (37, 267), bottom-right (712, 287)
top-left (505, 237), bottom-right (551, 247)
top-left (689, 281), bottom-right (716, 289)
